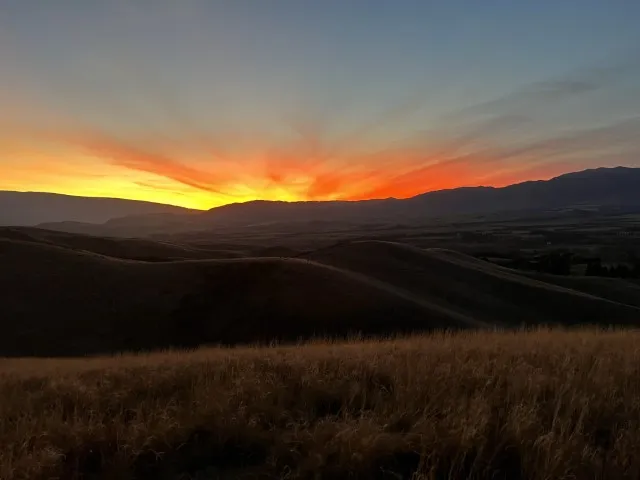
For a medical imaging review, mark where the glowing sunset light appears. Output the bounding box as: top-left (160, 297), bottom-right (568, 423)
top-left (1, 1), bottom-right (639, 208)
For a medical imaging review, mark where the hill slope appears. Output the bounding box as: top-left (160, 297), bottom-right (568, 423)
top-left (1, 236), bottom-right (639, 356)
top-left (0, 227), bottom-right (243, 260)
top-left (303, 240), bottom-right (640, 326)
top-left (0, 238), bottom-right (477, 356)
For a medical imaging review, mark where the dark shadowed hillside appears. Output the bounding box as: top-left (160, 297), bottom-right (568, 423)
top-left (1, 234), bottom-right (639, 356)
top-left (0, 227), bottom-right (243, 260)
top-left (0, 238), bottom-right (477, 356)
top-left (303, 240), bottom-right (640, 326)
top-left (523, 272), bottom-right (640, 309)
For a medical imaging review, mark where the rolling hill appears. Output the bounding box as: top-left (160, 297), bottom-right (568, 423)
top-left (1, 230), bottom-right (639, 356)
top-left (31, 167), bottom-right (640, 237)
top-left (303, 240), bottom-right (640, 326)
top-left (0, 227), bottom-right (243, 260)
top-left (0, 237), bottom-right (474, 356)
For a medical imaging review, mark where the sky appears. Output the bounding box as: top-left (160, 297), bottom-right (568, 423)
top-left (1, 0), bottom-right (640, 209)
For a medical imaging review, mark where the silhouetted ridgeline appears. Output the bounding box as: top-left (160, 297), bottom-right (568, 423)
top-left (0, 191), bottom-right (194, 226)
top-left (1, 167), bottom-right (637, 237)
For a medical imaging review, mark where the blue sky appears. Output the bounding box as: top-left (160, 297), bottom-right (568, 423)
top-left (1, 0), bottom-right (639, 208)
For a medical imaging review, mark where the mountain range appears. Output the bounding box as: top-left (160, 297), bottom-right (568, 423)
top-left (2, 167), bottom-right (639, 236)
top-left (0, 191), bottom-right (191, 226)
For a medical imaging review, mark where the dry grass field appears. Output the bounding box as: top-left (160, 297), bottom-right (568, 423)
top-left (2, 329), bottom-right (640, 479)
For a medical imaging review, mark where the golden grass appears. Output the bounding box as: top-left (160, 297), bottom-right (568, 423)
top-left (2, 329), bottom-right (640, 479)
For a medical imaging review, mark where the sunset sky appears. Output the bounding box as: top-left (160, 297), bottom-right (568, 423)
top-left (1, 0), bottom-right (640, 209)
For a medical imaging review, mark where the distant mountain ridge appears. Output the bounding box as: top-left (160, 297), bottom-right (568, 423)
top-left (2, 166), bottom-right (639, 235)
top-left (0, 191), bottom-right (194, 226)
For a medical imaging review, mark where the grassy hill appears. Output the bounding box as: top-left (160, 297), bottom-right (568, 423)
top-left (2, 329), bottom-right (640, 479)
top-left (0, 238), bottom-right (476, 356)
top-left (523, 271), bottom-right (640, 308)
top-left (0, 227), bottom-right (243, 261)
top-left (303, 240), bottom-right (640, 326)
top-left (2, 232), bottom-right (640, 356)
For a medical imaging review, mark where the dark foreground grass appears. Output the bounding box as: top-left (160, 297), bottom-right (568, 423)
top-left (2, 329), bottom-right (640, 479)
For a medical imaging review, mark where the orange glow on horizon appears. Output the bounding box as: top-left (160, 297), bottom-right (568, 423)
top-left (0, 108), bottom-right (590, 210)
top-left (0, 123), bottom-right (582, 210)
top-left (0, 146), bottom-right (572, 211)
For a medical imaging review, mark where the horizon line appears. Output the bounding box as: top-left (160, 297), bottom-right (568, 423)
top-left (1, 165), bottom-right (632, 211)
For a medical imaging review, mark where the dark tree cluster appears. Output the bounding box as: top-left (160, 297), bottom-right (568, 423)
top-left (585, 259), bottom-right (640, 279)
top-left (480, 251), bottom-right (640, 279)
top-left (496, 252), bottom-right (574, 276)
